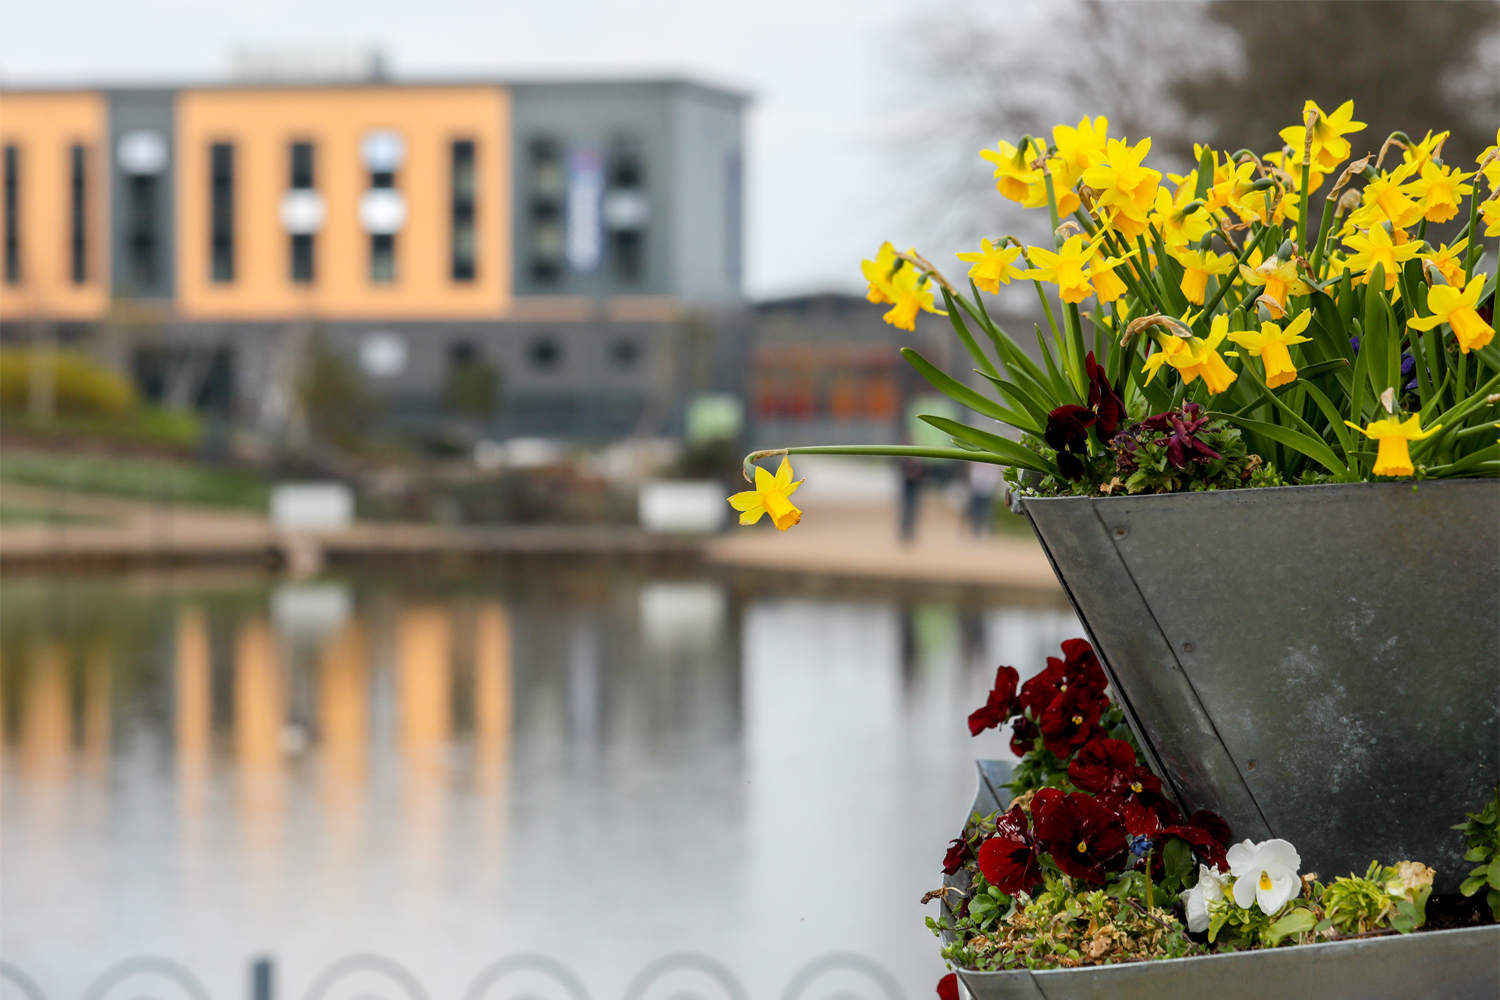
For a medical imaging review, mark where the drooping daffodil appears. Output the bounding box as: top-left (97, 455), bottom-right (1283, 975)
top-left (1183, 863), bottom-right (1228, 933)
top-left (1480, 198), bottom-right (1500, 239)
top-left (1420, 237), bottom-right (1468, 288)
top-left (1226, 838), bottom-right (1302, 915)
top-left (1229, 310), bottom-right (1314, 388)
top-left (1170, 246), bottom-right (1238, 305)
top-left (1081, 137), bottom-right (1162, 240)
top-left (728, 457), bottom-right (804, 530)
top-left (1408, 273), bottom-right (1494, 354)
top-left (956, 239), bottom-right (1025, 294)
top-left (862, 242), bottom-right (940, 332)
top-left (1343, 413), bottom-right (1442, 478)
top-left (1142, 314), bottom-right (1238, 395)
top-left (980, 139), bottom-right (1043, 203)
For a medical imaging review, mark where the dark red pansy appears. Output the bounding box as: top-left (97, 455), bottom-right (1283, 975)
top-left (1058, 638), bottom-right (1109, 695)
top-left (1031, 789), bottom-right (1129, 884)
top-left (1009, 715), bottom-right (1039, 756)
top-left (937, 973), bottom-right (960, 1000)
top-left (1085, 351), bottom-right (1126, 442)
top-left (976, 804), bottom-right (1043, 895)
top-left (1163, 809), bottom-right (1234, 871)
top-left (968, 665), bottom-right (1021, 736)
top-left (1045, 404), bottom-right (1096, 454)
top-left (1038, 685), bottom-right (1104, 759)
top-left (1067, 737), bottom-right (1138, 792)
top-left (942, 836), bottom-right (972, 875)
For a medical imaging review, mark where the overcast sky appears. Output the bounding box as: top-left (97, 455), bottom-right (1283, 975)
top-left (0, 0), bottom-right (1043, 300)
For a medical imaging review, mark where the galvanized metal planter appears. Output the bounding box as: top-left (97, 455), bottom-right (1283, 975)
top-left (1018, 480), bottom-right (1500, 892)
top-left (949, 762), bottom-right (1500, 1000)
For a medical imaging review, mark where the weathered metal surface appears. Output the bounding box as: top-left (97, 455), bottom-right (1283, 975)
top-left (959, 924), bottom-right (1500, 1000)
top-left (1021, 480), bottom-right (1500, 892)
top-left (952, 759), bottom-right (1500, 1000)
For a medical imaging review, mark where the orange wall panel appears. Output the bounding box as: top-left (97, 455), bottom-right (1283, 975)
top-left (175, 85), bottom-right (510, 321)
top-left (0, 91), bottom-right (110, 321)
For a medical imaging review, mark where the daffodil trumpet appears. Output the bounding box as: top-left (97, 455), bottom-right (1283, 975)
top-left (1344, 414), bottom-right (1442, 478)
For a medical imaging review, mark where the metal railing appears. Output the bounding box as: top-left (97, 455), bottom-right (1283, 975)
top-left (2, 951), bottom-right (909, 1000)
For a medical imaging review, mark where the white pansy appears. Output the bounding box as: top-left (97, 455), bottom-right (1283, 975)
top-left (1183, 863), bottom-right (1228, 932)
top-left (1227, 838), bottom-right (1302, 914)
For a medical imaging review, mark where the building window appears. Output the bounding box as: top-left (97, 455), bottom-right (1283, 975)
top-left (528, 136), bottom-right (564, 283)
top-left (528, 335), bottom-right (561, 370)
top-left (69, 144), bottom-right (87, 284)
top-left (3, 144), bottom-right (18, 285)
top-left (609, 337), bottom-right (640, 369)
top-left (368, 156), bottom-right (398, 284)
top-left (605, 137), bottom-right (647, 282)
top-left (370, 234), bottom-right (395, 283)
top-left (451, 140), bottom-right (477, 282)
top-left (289, 141), bottom-right (315, 283)
top-left (210, 142), bottom-right (235, 283)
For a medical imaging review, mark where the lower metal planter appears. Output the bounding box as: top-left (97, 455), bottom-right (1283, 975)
top-left (1019, 480), bottom-right (1499, 892)
top-left (951, 762), bottom-right (1500, 1000)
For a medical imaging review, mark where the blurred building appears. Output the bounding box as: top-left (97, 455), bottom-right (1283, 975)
top-left (0, 77), bottom-right (747, 439)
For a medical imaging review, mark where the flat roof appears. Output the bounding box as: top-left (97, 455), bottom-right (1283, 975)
top-left (0, 75), bottom-right (752, 105)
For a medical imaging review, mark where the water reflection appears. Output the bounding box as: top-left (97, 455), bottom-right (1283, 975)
top-left (0, 572), bottom-right (1077, 999)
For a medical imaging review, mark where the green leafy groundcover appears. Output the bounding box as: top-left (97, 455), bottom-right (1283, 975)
top-left (929, 638), bottom-right (1496, 974)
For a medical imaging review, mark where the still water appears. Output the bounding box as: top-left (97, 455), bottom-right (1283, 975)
top-left (0, 569), bottom-right (1078, 1000)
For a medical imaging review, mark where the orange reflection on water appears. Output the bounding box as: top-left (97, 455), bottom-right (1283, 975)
top-left (473, 602), bottom-right (511, 893)
top-left (234, 615), bottom-right (284, 912)
top-left (396, 604), bottom-right (451, 899)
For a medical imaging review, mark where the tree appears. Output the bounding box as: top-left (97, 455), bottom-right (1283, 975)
top-left (1173, 1), bottom-right (1499, 169)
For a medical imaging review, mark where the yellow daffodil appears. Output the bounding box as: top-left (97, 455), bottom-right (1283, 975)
top-left (1089, 252), bottom-right (1130, 304)
top-left (1408, 162), bottom-right (1473, 224)
top-left (1024, 234), bottom-right (1106, 304)
top-left (1480, 198), bottom-right (1500, 238)
top-left (1228, 310), bottom-right (1314, 389)
top-left (981, 140), bottom-right (1043, 203)
top-left (1348, 163), bottom-right (1424, 230)
top-left (881, 266), bottom-right (937, 331)
top-left (1343, 414), bottom-right (1441, 478)
top-left (1264, 148), bottom-right (1327, 197)
top-left (728, 457), bottom-right (804, 530)
top-left (1170, 246), bottom-right (1238, 305)
top-left (1401, 130), bottom-right (1449, 171)
top-left (1341, 225), bottom-right (1422, 290)
top-left (1239, 254), bottom-right (1314, 309)
top-left (1151, 184), bottom-right (1213, 248)
top-left (1052, 116), bottom-right (1110, 187)
top-left (1278, 99), bottom-right (1365, 173)
top-left (862, 241), bottom-right (901, 303)
top-left (1477, 128), bottom-right (1500, 189)
top-left (956, 239), bottom-right (1025, 294)
top-left (1421, 238), bottom-right (1468, 287)
top-left (1408, 273), bottom-right (1495, 354)
top-left (862, 243), bottom-right (940, 331)
top-left (1142, 314), bottom-right (1238, 394)
top-left (1082, 137), bottom-right (1162, 240)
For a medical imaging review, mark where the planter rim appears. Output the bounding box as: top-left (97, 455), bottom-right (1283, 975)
top-left (1019, 476), bottom-right (1499, 507)
top-left (957, 923), bottom-right (1499, 983)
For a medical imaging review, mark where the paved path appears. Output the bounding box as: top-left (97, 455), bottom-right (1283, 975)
top-left (704, 496), bottom-right (1061, 596)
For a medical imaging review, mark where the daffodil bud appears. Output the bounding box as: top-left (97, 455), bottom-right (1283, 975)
top-left (1276, 239), bottom-right (1296, 260)
top-left (1422, 259), bottom-right (1450, 287)
top-left (1336, 188), bottom-right (1362, 217)
top-left (1198, 234), bottom-right (1215, 253)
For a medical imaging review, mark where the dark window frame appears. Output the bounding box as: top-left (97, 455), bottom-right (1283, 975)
top-left (210, 141), bottom-right (235, 283)
top-left (451, 139), bottom-right (477, 282)
top-left (70, 144), bottom-right (87, 284)
top-left (289, 141), bottom-right (316, 284)
top-left (3, 144), bottom-right (20, 285)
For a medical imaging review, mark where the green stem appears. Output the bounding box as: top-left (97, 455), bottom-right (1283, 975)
top-left (1297, 158), bottom-right (1312, 255)
top-left (1310, 194), bottom-right (1338, 278)
top-left (742, 444), bottom-right (1032, 483)
top-left (1463, 182), bottom-right (1484, 277)
top-left (1201, 224), bottom-right (1264, 317)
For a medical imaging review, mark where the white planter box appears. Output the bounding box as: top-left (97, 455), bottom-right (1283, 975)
top-left (638, 480), bottom-right (726, 534)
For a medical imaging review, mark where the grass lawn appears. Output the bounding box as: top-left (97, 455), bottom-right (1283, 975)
top-left (0, 449), bottom-right (269, 510)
